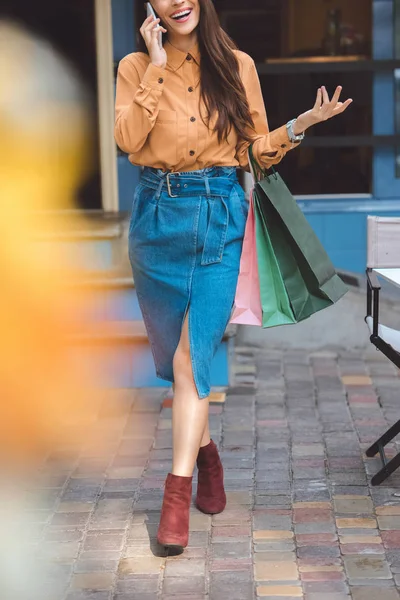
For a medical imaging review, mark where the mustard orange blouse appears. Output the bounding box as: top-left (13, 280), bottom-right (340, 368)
top-left (114, 40), bottom-right (300, 173)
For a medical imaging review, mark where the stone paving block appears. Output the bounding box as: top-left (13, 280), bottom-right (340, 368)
top-left (40, 541), bottom-right (81, 560)
top-left (212, 525), bottom-right (251, 540)
top-left (297, 546), bottom-right (340, 559)
top-left (254, 531), bottom-right (294, 541)
top-left (114, 595), bottom-right (156, 600)
top-left (50, 512), bottom-right (91, 528)
top-left (333, 496), bottom-right (373, 514)
top-left (114, 574), bottom-right (159, 594)
top-left (341, 376), bottom-right (372, 386)
top-left (162, 575), bottom-right (205, 594)
top-left (292, 502), bottom-right (331, 509)
top-left (376, 505), bottom-right (400, 516)
top-left (254, 542), bottom-right (296, 553)
top-left (296, 534), bottom-right (337, 546)
top-left (164, 558), bottom-right (206, 577)
top-left (299, 565), bottom-right (343, 574)
top-left (254, 552), bottom-right (296, 562)
top-left (211, 558), bottom-right (252, 571)
top-left (254, 560), bottom-right (299, 582)
top-left (57, 502), bottom-right (94, 513)
top-left (256, 584), bottom-right (303, 597)
top-left (295, 523), bottom-right (336, 535)
top-left (343, 555), bottom-right (392, 579)
top-left (211, 540), bottom-right (251, 559)
top-left (304, 595), bottom-right (349, 600)
top-left (335, 518), bottom-right (377, 529)
top-left (302, 581), bottom-right (349, 594)
top-left (66, 593), bottom-right (111, 600)
top-left (162, 596), bottom-right (206, 600)
top-left (351, 589), bottom-right (400, 600)
top-left (83, 531), bottom-right (125, 552)
top-left (188, 531), bottom-right (210, 547)
top-left (44, 529), bottom-right (85, 543)
top-left (253, 514), bottom-right (293, 530)
top-left (189, 513), bottom-right (212, 531)
top-left (378, 516), bottom-right (400, 530)
top-left (301, 570), bottom-right (345, 582)
top-left (118, 557), bottom-right (165, 575)
top-left (74, 559), bottom-right (119, 573)
top-left (381, 531), bottom-right (400, 548)
top-left (210, 570), bottom-right (253, 600)
top-left (339, 535), bottom-right (382, 544)
top-left (293, 509), bottom-right (333, 524)
top-left (71, 573), bottom-right (114, 590)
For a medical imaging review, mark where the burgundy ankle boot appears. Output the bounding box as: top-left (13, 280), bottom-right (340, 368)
top-left (157, 473), bottom-right (192, 551)
top-left (196, 439), bottom-right (226, 514)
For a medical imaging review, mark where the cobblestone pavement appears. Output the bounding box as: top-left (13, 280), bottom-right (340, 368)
top-left (22, 343), bottom-right (400, 599)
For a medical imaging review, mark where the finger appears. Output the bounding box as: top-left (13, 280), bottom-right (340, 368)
top-left (321, 85), bottom-right (330, 104)
top-left (313, 88), bottom-right (322, 109)
top-left (150, 25), bottom-right (163, 42)
top-left (142, 15), bottom-right (155, 26)
top-left (144, 17), bottom-right (160, 33)
top-left (333, 98), bottom-right (353, 114)
top-left (330, 86), bottom-right (342, 107)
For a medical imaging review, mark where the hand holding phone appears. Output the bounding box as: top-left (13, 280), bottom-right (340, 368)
top-left (140, 3), bottom-right (167, 67)
top-left (146, 3), bottom-right (163, 48)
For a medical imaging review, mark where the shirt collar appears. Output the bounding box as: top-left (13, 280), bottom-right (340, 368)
top-left (165, 39), bottom-right (201, 71)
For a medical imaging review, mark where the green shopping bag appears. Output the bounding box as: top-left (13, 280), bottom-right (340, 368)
top-left (249, 146), bottom-right (348, 325)
top-left (253, 189), bottom-right (296, 327)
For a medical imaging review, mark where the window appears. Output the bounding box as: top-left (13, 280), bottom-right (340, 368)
top-left (215, 0), bottom-right (399, 195)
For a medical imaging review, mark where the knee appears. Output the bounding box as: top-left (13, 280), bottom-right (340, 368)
top-left (173, 345), bottom-right (194, 385)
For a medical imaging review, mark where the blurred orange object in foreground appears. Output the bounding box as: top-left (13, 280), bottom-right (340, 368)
top-left (0, 21), bottom-right (99, 464)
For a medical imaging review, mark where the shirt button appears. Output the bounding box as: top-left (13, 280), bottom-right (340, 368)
top-left (190, 116), bottom-right (196, 122)
top-left (188, 86), bottom-right (194, 92)
top-left (158, 77), bottom-right (164, 84)
top-left (189, 150), bottom-right (195, 156)
top-left (186, 54), bottom-right (192, 61)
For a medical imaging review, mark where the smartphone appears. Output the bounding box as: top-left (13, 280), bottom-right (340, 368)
top-left (146, 2), bottom-right (163, 48)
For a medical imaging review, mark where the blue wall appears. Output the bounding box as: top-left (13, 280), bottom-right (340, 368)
top-left (112, 0), bottom-right (141, 212)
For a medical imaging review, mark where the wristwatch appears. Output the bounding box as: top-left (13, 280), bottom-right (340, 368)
top-left (286, 118), bottom-right (305, 143)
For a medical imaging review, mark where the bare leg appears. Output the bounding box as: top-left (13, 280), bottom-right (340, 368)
top-left (171, 310), bottom-right (209, 477)
top-left (173, 381), bottom-right (210, 449)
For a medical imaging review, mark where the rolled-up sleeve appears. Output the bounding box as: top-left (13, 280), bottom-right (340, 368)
top-left (114, 57), bottom-right (167, 154)
top-left (235, 58), bottom-right (301, 172)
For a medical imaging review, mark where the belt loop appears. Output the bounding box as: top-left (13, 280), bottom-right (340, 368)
top-left (155, 176), bottom-right (164, 200)
top-left (204, 177), bottom-right (210, 197)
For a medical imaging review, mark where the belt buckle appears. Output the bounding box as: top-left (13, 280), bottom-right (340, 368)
top-left (166, 173), bottom-right (178, 198)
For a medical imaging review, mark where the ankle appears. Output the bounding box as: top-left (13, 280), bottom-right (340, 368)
top-left (171, 467), bottom-right (194, 478)
top-left (200, 436), bottom-right (211, 448)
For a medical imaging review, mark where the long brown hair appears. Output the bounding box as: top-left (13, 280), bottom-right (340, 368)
top-left (136, 0), bottom-right (255, 143)
top-left (197, 0), bottom-right (254, 143)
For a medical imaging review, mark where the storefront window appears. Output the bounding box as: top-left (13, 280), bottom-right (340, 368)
top-left (215, 0), bottom-right (376, 195)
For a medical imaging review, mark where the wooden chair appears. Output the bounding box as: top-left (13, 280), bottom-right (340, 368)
top-left (365, 216), bottom-right (400, 485)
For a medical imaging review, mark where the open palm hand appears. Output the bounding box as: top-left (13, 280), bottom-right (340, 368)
top-left (296, 85), bottom-right (353, 132)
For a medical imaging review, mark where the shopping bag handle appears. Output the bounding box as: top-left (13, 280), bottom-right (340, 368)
top-left (248, 145), bottom-right (278, 183)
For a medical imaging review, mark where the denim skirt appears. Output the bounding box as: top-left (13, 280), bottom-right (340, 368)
top-left (128, 166), bottom-right (248, 399)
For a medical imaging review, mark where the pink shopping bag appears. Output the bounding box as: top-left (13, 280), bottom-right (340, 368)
top-left (230, 189), bottom-right (262, 326)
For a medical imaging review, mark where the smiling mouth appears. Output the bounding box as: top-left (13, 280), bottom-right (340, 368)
top-left (170, 8), bottom-right (192, 22)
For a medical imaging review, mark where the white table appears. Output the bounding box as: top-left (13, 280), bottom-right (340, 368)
top-left (374, 268), bottom-right (400, 289)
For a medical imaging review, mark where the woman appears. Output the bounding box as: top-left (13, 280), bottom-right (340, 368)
top-left (114, 0), bottom-right (352, 553)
